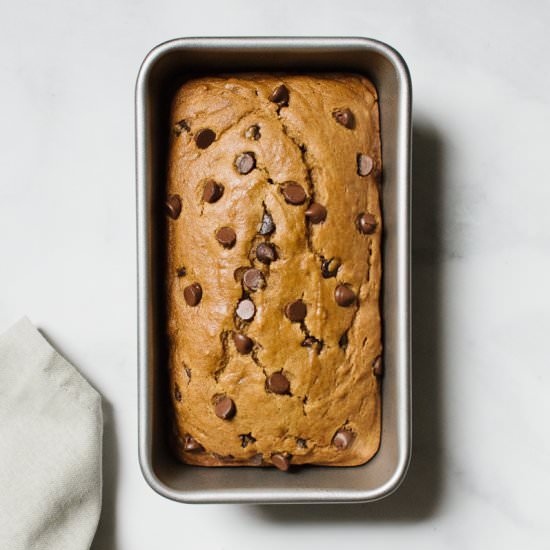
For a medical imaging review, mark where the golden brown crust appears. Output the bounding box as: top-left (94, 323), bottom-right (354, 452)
top-left (166, 74), bottom-right (382, 468)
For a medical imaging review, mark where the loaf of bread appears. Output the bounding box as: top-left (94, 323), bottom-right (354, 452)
top-left (166, 74), bottom-right (382, 469)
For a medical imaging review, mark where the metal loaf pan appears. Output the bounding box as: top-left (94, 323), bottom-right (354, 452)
top-left (136, 37), bottom-right (411, 504)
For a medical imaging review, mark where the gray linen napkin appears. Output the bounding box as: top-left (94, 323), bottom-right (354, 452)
top-left (0, 317), bottom-right (102, 550)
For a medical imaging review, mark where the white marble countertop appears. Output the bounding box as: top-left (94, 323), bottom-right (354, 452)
top-left (1, 0), bottom-right (549, 548)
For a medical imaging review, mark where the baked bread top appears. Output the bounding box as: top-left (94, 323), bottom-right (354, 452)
top-left (166, 74), bottom-right (382, 468)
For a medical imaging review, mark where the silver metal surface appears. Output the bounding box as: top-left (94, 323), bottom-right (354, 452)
top-left (136, 37), bottom-right (412, 504)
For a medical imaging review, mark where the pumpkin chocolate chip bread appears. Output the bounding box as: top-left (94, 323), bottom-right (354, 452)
top-left (166, 74), bottom-right (382, 469)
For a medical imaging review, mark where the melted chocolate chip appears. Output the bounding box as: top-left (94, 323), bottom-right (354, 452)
top-left (258, 211), bottom-right (275, 235)
top-left (301, 336), bottom-right (315, 347)
top-left (332, 108), bottom-right (355, 129)
top-left (195, 128), bottom-right (216, 149)
top-left (335, 285), bottom-right (356, 307)
top-left (266, 372), bottom-right (290, 394)
top-left (183, 283), bottom-right (202, 306)
top-left (174, 384), bottom-right (182, 402)
top-left (236, 299), bottom-right (256, 321)
top-left (357, 153), bottom-right (374, 176)
top-left (232, 332), bottom-right (253, 354)
top-left (302, 336), bottom-right (323, 352)
top-left (282, 182), bottom-right (307, 205)
top-left (176, 266), bottom-right (187, 277)
top-left (214, 396), bottom-right (236, 420)
top-left (333, 429), bottom-right (354, 450)
top-left (321, 257), bottom-right (341, 278)
top-left (372, 356), bottom-right (383, 377)
top-left (243, 268), bottom-right (266, 291)
top-left (202, 180), bottom-right (224, 203)
top-left (183, 435), bottom-right (204, 452)
top-left (250, 453), bottom-right (264, 465)
top-left (216, 227), bottom-right (237, 248)
top-left (173, 119), bottom-right (190, 135)
top-left (245, 125), bottom-right (261, 140)
top-left (235, 152), bottom-right (256, 174)
top-left (305, 202), bottom-right (327, 224)
top-left (285, 300), bottom-right (307, 322)
top-left (269, 84), bottom-right (289, 106)
top-left (256, 242), bottom-right (277, 264)
top-left (215, 454), bottom-right (236, 463)
top-left (165, 194), bottom-right (182, 219)
top-left (339, 332), bottom-right (349, 350)
top-left (356, 212), bottom-right (377, 234)
top-left (239, 433), bottom-right (256, 448)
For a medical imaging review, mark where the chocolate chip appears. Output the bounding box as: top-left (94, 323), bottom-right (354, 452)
top-left (356, 212), bottom-right (377, 234)
top-left (333, 429), bottom-right (354, 450)
top-left (183, 435), bottom-right (204, 452)
top-left (216, 227), bottom-right (236, 248)
top-left (335, 285), bottom-right (356, 307)
top-left (202, 180), bottom-right (224, 203)
top-left (305, 202), bottom-right (327, 224)
top-left (243, 268), bottom-right (265, 291)
top-left (282, 182), bottom-right (307, 205)
top-left (214, 396), bottom-right (236, 420)
top-left (269, 84), bottom-right (289, 106)
top-left (236, 299), bottom-right (255, 321)
top-left (372, 356), bottom-right (383, 377)
top-left (339, 332), bottom-right (349, 350)
top-left (232, 332), bottom-right (253, 354)
top-left (173, 119), bottom-right (190, 135)
top-left (239, 433), bottom-right (256, 448)
top-left (285, 300), bottom-right (307, 322)
top-left (266, 372), bottom-right (290, 394)
top-left (258, 211), bottom-right (275, 235)
top-left (184, 283), bottom-right (202, 306)
top-left (271, 453), bottom-right (291, 471)
top-left (245, 125), bottom-right (261, 140)
top-left (195, 128), bottom-right (216, 149)
top-left (357, 153), bottom-right (374, 176)
top-left (184, 366), bottom-right (192, 380)
top-left (256, 242), bottom-right (277, 264)
top-left (165, 194), bottom-right (182, 219)
top-left (321, 257), bottom-right (341, 278)
top-left (235, 152), bottom-right (256, 174)
top-left (296, 438), bottom-right (307, 449)
top-left (332, 108), bottom-right (355, 129)
top-left (233, 266), bottom-right (249, 283)
top-left (176, 266), bottom-right (187, 277)
top-left (174, 384), bottom-right (182, 402)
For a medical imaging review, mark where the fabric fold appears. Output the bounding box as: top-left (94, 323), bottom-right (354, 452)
top-left (0, 317), bottom-right (102, 550)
